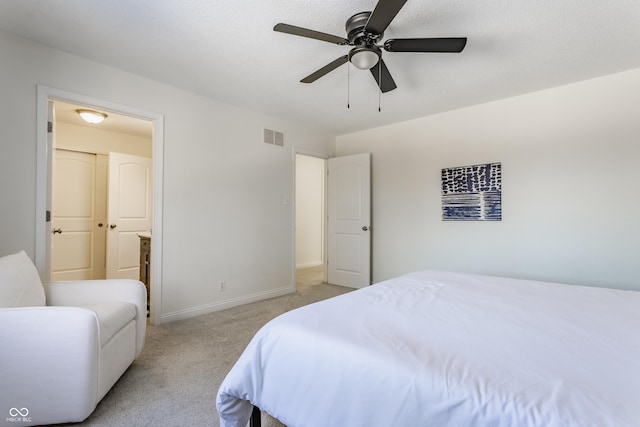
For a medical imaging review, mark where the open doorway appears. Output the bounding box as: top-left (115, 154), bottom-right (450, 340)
top-left (295, 154), bottom-right (326, 290)
top-left (35, 85), bottom-right (164, 324)
top-left (51, 101), bottom-right (152, 282)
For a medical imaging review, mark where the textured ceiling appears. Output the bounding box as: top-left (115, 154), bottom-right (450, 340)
top-left (1, 0), bottom-right (639, 136)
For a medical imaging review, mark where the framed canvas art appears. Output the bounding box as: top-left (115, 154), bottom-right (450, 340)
top-left (441, 162), bottom-right (501, 221)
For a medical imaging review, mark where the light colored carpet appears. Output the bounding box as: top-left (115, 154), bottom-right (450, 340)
top-left (79, 266), bottom-right (349, 427)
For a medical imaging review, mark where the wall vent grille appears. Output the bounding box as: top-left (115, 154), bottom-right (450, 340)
top-left (264, 128), bottom-right (285, 147)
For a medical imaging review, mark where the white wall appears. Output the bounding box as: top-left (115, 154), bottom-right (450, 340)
top-left (55, 121), bottom-right (152, 158)
top-left (336, 68), bottom-right (640, 291)
top-left (295, 154), bottom-right (324, 268)
top-left (0, 31), bottom-right (335, 322)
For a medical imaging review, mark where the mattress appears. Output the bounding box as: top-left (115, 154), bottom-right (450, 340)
top-left (217, 270), bottom-right (640, 427)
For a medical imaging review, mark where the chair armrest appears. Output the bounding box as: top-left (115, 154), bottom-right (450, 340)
top-left (43, 279), bottom-right (147, 357)
top-left (0, 307), bottom-right (100, 422)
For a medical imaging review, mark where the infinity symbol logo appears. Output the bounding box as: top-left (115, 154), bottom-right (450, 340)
top-left (9, 408), bottom-right (29, 417)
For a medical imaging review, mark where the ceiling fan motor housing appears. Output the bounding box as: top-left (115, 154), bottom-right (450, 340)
top-left (346, 11), bottom-right (383, 45)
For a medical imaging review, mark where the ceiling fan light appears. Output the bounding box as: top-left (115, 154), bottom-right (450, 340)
top-left (350, 50), bottom-right (380, 70)
top-left (77, 109), bottom-right (107, 124)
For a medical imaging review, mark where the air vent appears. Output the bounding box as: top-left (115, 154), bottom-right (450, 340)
top-left (264, 128), bottom-right (285, 147)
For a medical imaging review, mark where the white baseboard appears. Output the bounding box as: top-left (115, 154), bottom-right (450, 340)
top-left (295, 260), bottom-right (323, 269)
top-left (159, 285), bottom-right (295, 323)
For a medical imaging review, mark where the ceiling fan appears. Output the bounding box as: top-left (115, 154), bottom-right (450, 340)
top-left (274, 0), bottom-right (467, 93)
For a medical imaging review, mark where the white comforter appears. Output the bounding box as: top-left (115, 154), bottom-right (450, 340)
top-left (216, 271), bottom-right (640, 427)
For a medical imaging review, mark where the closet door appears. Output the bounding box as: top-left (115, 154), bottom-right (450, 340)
top-left (106, 152), bottom-right (152, 279)
top-left (51, 149), bottom-right (97, 280)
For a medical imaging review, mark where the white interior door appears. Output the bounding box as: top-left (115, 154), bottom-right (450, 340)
top-left (51, 149), bottom-right (97, 280)
top-left (327, 153), bottom-right (371, 288)
top-left (107, 152), bottom-right (152, 279)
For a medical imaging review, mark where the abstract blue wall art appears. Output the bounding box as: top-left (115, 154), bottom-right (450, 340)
top-left (441, 163), bottom-right (502, 221)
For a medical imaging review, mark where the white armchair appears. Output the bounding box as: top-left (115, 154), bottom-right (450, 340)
top-left (0, 251), bottom-right (146, 426)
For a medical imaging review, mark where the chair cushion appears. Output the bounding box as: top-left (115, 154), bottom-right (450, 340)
top-left (0, 250), bottom-right (46, 308)
top-left (82, 302), bottom-right (137, 346)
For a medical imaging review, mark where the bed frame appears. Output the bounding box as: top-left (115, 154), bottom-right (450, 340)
top-left (249, 405), bottom-right (261, 427)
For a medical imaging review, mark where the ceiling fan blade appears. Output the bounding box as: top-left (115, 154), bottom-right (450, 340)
top-left (369, 59), bottom-right (397, 93)
top-left (384, 37), bottom-right (467, 53)
top-left (365, 0), bottom-right (408, 35)
top-left (274, 23), bottom-right (349, 45)
top-left (301, 55), bottom-right (349, 83)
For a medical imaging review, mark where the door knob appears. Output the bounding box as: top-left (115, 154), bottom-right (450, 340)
top-left (52, 228), bottom-right (62, 235)
top-left (110, 224), bottom-right (117, 229)
top-left (362, 226), bottom-right (369, 231)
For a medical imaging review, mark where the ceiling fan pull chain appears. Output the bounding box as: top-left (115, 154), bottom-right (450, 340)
top-left (378, 62), bottom-right (382, 112)
top-left (347, 62), bottom-right (350, 109)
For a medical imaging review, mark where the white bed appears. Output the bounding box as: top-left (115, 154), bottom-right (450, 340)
top-left (216, 270), bottom-right (640, 427)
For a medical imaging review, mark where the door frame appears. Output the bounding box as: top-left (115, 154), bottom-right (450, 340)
top-left (293, 148), bottom-right (329, 287)
top-left (35, 85), bottom-right (165, 325)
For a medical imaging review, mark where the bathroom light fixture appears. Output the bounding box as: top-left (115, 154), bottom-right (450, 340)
top-left (76, 109), bottom-right (107, 124)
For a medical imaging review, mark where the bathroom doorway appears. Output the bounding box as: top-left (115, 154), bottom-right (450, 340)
top-left (295, 154), bottom-right (326, 289)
